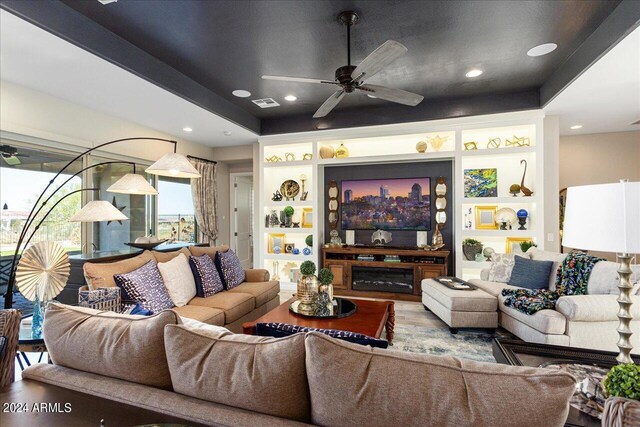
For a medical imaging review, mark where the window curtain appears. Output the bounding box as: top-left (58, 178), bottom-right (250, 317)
top-left (190, 158), bottom-right (218, 245)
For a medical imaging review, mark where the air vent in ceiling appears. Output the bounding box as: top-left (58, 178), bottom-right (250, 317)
top-left (252, 98), bottom-right (280, 108)
top-left (631, 119), bottom-right (640, 125)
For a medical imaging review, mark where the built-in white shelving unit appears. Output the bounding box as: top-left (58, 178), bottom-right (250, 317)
top-left (258, 110), bottom-right (549, 284)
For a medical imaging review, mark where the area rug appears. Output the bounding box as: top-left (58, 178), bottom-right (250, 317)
top-left (388, 324), bottom-right (514, 363)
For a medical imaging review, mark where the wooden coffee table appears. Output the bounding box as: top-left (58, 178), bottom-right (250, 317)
top-left (243, 296), bottom-right (395, 344)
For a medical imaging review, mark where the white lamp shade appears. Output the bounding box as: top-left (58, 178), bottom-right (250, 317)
top-left (563, 181), bottom-right (640, 253)
top-left (145, 153), bottom-right (201, 178)
top-left (69, 201), bottom-right (129, 222)
top-left (107, 174), bottom-right (158, 195)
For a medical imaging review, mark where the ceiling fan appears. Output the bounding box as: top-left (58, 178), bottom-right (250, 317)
top-left (262, 11), bottom-right (424, 118)
top-left (1, 144), bottom-right (29, 166)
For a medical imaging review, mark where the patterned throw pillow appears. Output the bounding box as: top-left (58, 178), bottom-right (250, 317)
top-left (215, 249), bottom-right (246, 290)
top-left (255, 322), bottom-right (389, 349)
top-left (189, 254), bottom-right (224, 297)
top-left (114, 260), bottom-right (174, 313)
top-left (487, 253), bottom-right (527, 283)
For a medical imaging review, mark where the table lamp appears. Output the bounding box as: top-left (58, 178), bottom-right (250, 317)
top-left (562, 180), bottom-right (640, 363)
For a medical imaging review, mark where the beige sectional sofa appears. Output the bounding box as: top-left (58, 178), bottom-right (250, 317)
top-left (19, 302), bottom-right (577, 427)
top-left (469, 248), bottom-right (640, 353)
top-left (82, 245), bottom-right (280, 332)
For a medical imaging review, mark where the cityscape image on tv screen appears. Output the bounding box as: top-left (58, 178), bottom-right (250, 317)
top-left (341, 177), bottom-right (431, 230)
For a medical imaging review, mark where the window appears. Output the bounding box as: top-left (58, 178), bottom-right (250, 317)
top-left (158, 177), bottom-right (196, 243)
top-left (89, 158), bottom-right (156, 251)
top-left (0, 142), bottom-right (83, 256)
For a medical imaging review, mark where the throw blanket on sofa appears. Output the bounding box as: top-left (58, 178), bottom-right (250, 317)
top-left (501, 252), bottom-right (603, 315)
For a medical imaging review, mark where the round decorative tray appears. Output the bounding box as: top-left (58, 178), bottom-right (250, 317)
top-left (289, 297), bottom-right (357, 319)
top-left (124, 240), bottom-right (168, 250)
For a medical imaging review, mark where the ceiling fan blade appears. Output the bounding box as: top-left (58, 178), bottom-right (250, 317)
top-left (313, 90), bottom-right (346, 118)
top-left (358, 84), bottom-right (424, 106)
top-left (351, 40), bottom-right (407, 83)
top-left (2, 156), bottom-right (21, 166)
top-left (262, 75), bottom-right (339, 85)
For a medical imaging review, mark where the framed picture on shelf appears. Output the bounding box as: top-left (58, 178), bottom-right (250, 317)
top-left (464, 168), bottom-right (498, 198)
top-left (301, 208), bottom-right (313, 228)
top-left (284, 243), bottom-right (295, 254)
top-left (267, 233), bottom-right (286, 254)
top-left (474, 205), bottom-right (498, 230)
top-left (506, 237), bottom-right (532, 254)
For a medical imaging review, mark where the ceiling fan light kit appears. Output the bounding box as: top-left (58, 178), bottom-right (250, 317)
top-left (262, 10), bottom-right (424, 118)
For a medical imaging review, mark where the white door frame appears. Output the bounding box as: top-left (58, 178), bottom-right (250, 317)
top-left (229, 172), bottom-right (254, 261)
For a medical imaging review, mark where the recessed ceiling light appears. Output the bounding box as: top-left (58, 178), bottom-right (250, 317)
top-left (284, 95), bottom-right (297, 102)
top-left (465, 69), bottom-right (483, 78)
top-left (367, 94), bottom-right (377, 98)
top-left (570, 125), bottom-right (583, 130)
top-left (182, 127), bottom-right (193, 132)
top-left (527, 43), bottom-right (558, 57)
top-left (232, 90), bottom-right (251, 98)
top-left (223, 131), bottom-right (232, 136)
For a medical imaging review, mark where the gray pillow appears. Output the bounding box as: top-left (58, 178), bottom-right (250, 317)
top-left (508, 256), bottom-right (555, 290)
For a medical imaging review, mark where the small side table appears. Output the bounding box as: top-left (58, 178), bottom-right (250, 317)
top-left (17, 316), bottom-right (47, 370)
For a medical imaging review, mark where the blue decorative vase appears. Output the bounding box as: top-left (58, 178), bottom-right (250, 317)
top-left (303, 247), bottom-right (311, 256)
top-left (31, 295), bottom-right (43, 339)
top-left (517, 209), bottom-right (529, 230)
top-left (273, 246), bottom-right (281, 254)
top-left (517, 209), bottom-right (529, 218)
top-left (292, 248), bottom-right (300, 255)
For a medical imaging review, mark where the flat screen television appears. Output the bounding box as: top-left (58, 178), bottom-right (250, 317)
top-left (341, 177), bottom-right (431, 230)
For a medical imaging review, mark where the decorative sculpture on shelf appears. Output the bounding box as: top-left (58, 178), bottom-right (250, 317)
top-left (371, 229), bottom-right (392, 245)
top-left (284, 153), bottom-right (296, 162)
top-left (519, 160), bottom-right (534, 196)
top-left (266, 155), bottom-right (283, 163)
top-left (487, 138), bottom-right (501, 149)
top-left (464, 141), bottom-right (478, 150)
top-left (509, 184), bottom-right (521, 197)
top-left (335, 143), bottom-right (349, 158)
top-left (517, 209), bottom-right (529, 230)
top-left (319, 145), bottom-right (335, 159)
top-left (416, 140), bottom-right (428, 153)
top-left (428, 135), bottom-right (448, 151)
top-left (302, 153), bottom-right (313, 160)
top-left (272, 261), bottom-right (280, 281)
top-left (505, 135), bottom-right (531, 147)
top-left (329, 229), bottom-right (342, 246)
top-left (271, 190), bottom-right (283, 201)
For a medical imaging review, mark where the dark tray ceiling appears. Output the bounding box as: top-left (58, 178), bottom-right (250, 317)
top-left (3, 0), bottom-right (638, 134)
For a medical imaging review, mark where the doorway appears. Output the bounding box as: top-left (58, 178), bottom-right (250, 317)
top-left (230, 173), bottom-right (253, 268)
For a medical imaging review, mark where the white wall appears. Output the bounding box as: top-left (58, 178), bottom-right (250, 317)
top-left (0, 81), bottom-right (212, 161)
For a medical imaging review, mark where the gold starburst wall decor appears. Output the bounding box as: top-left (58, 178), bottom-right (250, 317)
top-left (16, 241), bottom-right (70, 302)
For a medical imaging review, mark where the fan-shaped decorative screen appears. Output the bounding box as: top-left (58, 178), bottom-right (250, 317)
top-left (16, 242), bottom-right (70, 301)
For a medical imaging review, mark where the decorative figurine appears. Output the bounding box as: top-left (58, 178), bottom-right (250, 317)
top-left (519, 160), bottom-right (534, 196)
top-left (509, 184), bottom-right (521, 197)
top-left (302, 153), bottom-right (313, 160)
top-left (487, 138), bottom-right (501, 149)
top-left (319, 145), bottom-right (335, 159)
top-left (284, 153), bottom-right (296, 162)
top-left (464, 141), bottom-right (478, 150)
top-left (371, 229), bottom-right (392, 245)
top-left (271, 190), bottom-right (283, 201)
top-left (335, 143), bottom-right (349, 158)
top-left (303, 247), bottom-right (311, 256)
top-left (428, 135), bottom-right (448, 151)
top-left (272, 261), bottom-right (280, 281)
top-left (265, 155), bottom-right (282, 163)
top-left (416, 140), bottom-right (428, 153)
top-left (330, 229), bottom-right (342, 246)
top-left (483, 247), bottom-right (496, 261)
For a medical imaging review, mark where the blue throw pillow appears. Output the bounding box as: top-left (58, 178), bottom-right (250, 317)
top-left (215, 249), bottom-right (246, 290)
top-left (508, 256), bottom-right (555, 290)
top-left (113, 260), bottom-right (174, 313)
top-left (130, 304), bottom-right (153, 316)
top-left (189, 254), bottom-right (225, 297)
top-left (255, 322), bottom-right (389, 349)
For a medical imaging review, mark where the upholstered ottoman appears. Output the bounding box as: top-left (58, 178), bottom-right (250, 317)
top-left (421, 279), bottom-right (498, 333)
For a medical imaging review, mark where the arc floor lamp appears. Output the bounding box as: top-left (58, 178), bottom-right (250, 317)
top-left (3, 137), bottom-right (201, 309)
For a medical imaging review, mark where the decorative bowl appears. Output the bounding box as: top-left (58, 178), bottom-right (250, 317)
top-left (125, 240), bottom-right (168, 250)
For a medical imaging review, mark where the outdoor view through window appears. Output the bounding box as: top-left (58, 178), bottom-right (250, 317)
top-left (158, 177), bottom-right (196, 243)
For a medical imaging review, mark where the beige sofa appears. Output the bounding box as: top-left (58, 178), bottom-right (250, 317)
top-left (82, 245), bottom-right (280, 332)
top-left (17, 303), bottom-right (577, 427)
top-left (470, 247), bottom-right (640, 353)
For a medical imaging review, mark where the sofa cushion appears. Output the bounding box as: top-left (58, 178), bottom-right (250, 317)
top-left (188, 244), bottom-right (229, 261)
top-left (508, 257), bottom-right (555, 290)
top-left (304, 332), bottom-right (575, 427)
top-left (227, 280), bottom-right (280, 307)
top-left (114, 260), bottom-right (174, 313)
top-left (498, 294), bottom-right (566, 334)
top-left (164, 324), bottom-right (310, 422)
top-left (43, 302), bottom-right (179, 389)
top-left (171, 305), bottom-right (225, 325)
top-left (587, 261), bottom-right (640, 295)
top-left (556, 294), bottom-right (640, 321)
top-left (83, 251), bottom-right (155, 289)
top-left (149, 247), bottom-right (191, 263)
top-left (526, 247), bottom-right (567, 290)
top-left (157, 253), bottom-right (196, 307)
top-left (188, 291), bottom-right (255, 324)
top-left (215, 249), bottom-right (246, 290)
top-left (468, 279), bottom-right (521, 297)
top-left (487, 253), bottom-right (527, 283)
top-left (188, 254), bottom-right (224, 298)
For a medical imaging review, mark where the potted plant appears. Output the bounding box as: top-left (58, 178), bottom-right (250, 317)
top-left (519, 240), bottom-right (538, 253)
top-left (603, 363), bottom-right (640, 400)
top-left (298, 260), bottom-right (318, 312)
top-left (283, 206), bottom-right (294, 227)
top-left (317, 268), bottom-right (335, 301)
top-left (462, 238), bottom-right (483, 261)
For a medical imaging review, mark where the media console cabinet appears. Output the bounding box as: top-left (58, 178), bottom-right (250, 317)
top-left (322, 246), bottom-right (450, 301)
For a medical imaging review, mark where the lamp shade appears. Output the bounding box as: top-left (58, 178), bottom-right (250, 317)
top-left (107, 173), bottom-right (158, 195)
top-left (562, 181), bottom-right (640, 253)
top-left (69, 201), bottom-right (129, 222)
top-left (145, 153), bottom-right (201, 178)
